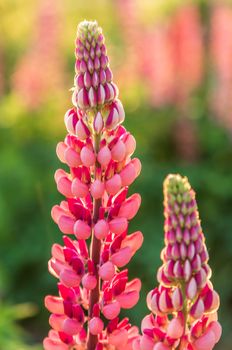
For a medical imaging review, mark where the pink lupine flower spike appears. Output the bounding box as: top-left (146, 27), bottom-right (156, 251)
top-left (135, 174), bottom-right (221, 350)
top-left (44, 20), bottom-right (143, 350)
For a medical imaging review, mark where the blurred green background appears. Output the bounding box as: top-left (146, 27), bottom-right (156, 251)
top-left (0, 0), bottom-right (232, 349)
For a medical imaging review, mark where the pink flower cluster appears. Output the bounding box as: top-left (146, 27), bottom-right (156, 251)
top-left (116, 0), bottom-right (232, 135)
top-left (210, 2), bottom-right (232, 133)
top-left (116, 2), bottom-right (203, 108)
top-left (13, 0), bottom-right (64, 110)
top-left (134, 175), bottom-right (221, 350)
top-left (43, 21), bottom-right (143, 350)
top-left (43, 19), bottom-right (222, 350)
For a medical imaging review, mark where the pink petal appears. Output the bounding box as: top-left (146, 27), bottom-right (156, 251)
top-left (208, 321), bottom-right (222, 343)
top-left (57, 177), bottom-right (73, 198)
top-left (49, 314), bottom-right (66, 331)
top-left (60, 268), bottom-right (81, 287)
top-left (102, 301), bottom-right (121, 320)
top-left (74, 220), bottom-right (91, 240)
top-left (109, 217), bottom-right (128, 234)
top-left (80, 146), bottom-right (96, 167)
top-left (94, 112), bottom-right (104, 133)
top-left (82, 273), bottom-right (97, 290)
top-left (58, 215), bottom-right (75, 234)
top-left (141, 314), bottom-right (155, 331)
top-left (166, 317), bottom-right (184, 339)
top-left (94, 219), bottom-right (109, 240)
top-left (153, 342), bottom-right (170, 350)
top-left (193, 329), bottom-right (215, 350)
top-left (90, 179), bottom-right (105, 199)
top-left (44, 295), bottom-right (64, 314)
top-left (75, 119), bottom-right (90, 140)
top-left (140, 334), bottom-right (154, 350)
top-left (186, 277), bottom-right (198, 300)
top-left (56, 142), bottom-right (67, 163)
top-left (105, 174), bottom-right (122, 195)
top-left (121, 231), bottom-right (143, 254)
top-left (118, 194), bottom-right (141, 220)
top-left (51, 205), bottom-right (65, 224)
top-left (43, 337), bottom-right (69, 350)
top-left (51, 243), bottom-right (65, 261)
top-left (120, 162), bottom-right (137, 187)
top-left (109, 329), bottom-right (128, 347)
top-left (114, 99), bottom-right (125, 124)
top-left (116, 290), bottom-right (139, 309)
top-left (97, 145), bottom-right (111, 166)
top-left (88, 87), bottom-right (97, 107)
top-left (71, 177), bottom-right (89, 198)
top-left (124, 134), bottom-right (136, 157)
top-left (111, 246), bottom-right (132, 267)
top-left (89, 317), bottom-right (104, 335)
top-left (111, 140), bottom-right (126, 162)
top-left (190, 298), bottom-right (205, 319)
top-left (99, 261), bottom-right (115, 281)
top-left (62, 318), bottom-right (82, 336)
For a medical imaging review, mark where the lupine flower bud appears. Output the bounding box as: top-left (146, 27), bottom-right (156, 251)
top-left (44, 20), bottom-right (142, 350)
top-left (89, 317), bottom-right (104, 335)
top-left (99, 261), bottom-right (115, 281)
top-left (102, 301), bottom-right (121, 320)
top-left (74, 20), bottom-right (117, 110)
top-left (135, 174), bottom-right (221, 350)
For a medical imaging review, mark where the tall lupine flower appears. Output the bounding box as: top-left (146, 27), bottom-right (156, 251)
top-left (135, 175), bottom-right (221, 350)
top-left (43, 20), bottom-right (143, 350)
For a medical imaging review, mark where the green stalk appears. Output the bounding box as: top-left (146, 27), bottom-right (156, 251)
top-left (87, 133), bottom-right (101, 350)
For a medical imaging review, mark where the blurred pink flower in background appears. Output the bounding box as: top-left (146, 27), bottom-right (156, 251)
top-left (115, 0), bottom-right (141, 93)
top-left (169, 5), bottom-right (203, 162)
top-left (141, 23), bottom-right (175, 107)
top-left (138, 1), bottom-right (203, 108)
top-left (12, 0), bottom-right (65, 110)
top-left (116, 2), bottom-right (203, 108)
top-left (210, 2), bottom-right (232, 133)
top-left (168, 5), bottom-right (203, 107)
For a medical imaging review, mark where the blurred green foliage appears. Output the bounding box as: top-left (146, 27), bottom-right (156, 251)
top-left (0, 300), bottom-right (40, 349)
top-left (0, 0), bottom-right (232, 349)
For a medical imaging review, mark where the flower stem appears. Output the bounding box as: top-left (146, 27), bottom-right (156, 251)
top-left (176, 283), bottom-right (189, 350)
top-left (87, 133), bottom-right (101, 350)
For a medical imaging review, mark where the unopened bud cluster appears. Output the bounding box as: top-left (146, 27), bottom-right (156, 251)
top-left (72, 20), bottom-right (123, 132)
top-left (43, 21), bottom-right (143, 350)
top-left (134, 175), bottom-right (221, 350)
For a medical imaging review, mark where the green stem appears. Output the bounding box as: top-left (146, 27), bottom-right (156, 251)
top-left (176, 282), bottom-right (189, 350)
top-left (87, 133), bottom-right (101, 350)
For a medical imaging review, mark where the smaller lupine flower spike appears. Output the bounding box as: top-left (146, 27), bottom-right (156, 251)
top-left (135, 174), bottom-right (221, 350)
